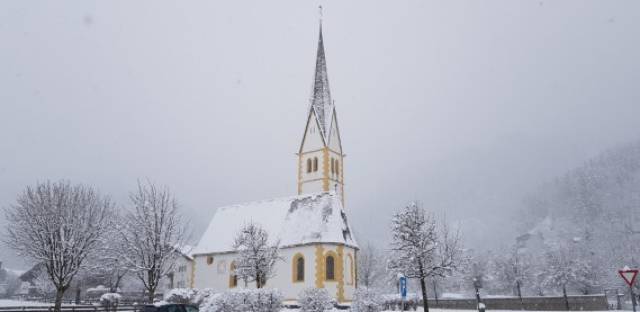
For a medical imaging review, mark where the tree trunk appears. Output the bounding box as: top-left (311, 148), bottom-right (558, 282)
top-left (53, 287), bottom-right (66, 312)
top-left (432, 280), bottom-right (439, 304)
top-left (147, 270), bottom-right (156, 303)
top-left (563, 285), bottom-right (570, 311)
top-left (420, 277), bottom-right (430, 312)
top-left (148, 288), bottom-right (155, 303)
top-left (516, 280), bottom-right (523, 310)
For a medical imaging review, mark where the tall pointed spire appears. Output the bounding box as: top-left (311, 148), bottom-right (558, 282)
top-left (310, 11), bottom-right (333, 141)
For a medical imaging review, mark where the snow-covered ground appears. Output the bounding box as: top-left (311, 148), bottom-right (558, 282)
top-left (0, 301), bottom-right (622, 312)
top-left (0, 299), bottom-right (51, 307)
top-left (280, 310), bottom-right (616, 312)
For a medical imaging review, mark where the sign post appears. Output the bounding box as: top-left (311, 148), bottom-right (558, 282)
top-left (473, 278), bottom-right (483, 311)
top-left (399, 275), bottom-right (407, 311)
top-left (619, 267), bottom-right (639, 312)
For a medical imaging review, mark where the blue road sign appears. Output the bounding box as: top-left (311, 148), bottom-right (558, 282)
top-left (400, 276), bottom-right (407, 299)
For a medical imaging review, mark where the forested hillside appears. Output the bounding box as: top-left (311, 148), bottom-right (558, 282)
top-left (518, 140), bottom-right (640, 292)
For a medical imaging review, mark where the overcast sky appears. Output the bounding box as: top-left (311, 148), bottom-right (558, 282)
top-left (1, 1), bottom-right (639, 269)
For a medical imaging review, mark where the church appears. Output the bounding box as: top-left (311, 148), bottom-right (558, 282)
top-left (189, 22), bottom-right (359, 303)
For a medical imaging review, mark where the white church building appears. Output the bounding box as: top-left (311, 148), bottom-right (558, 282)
top-left (189, 23), bottom-right (359, 303)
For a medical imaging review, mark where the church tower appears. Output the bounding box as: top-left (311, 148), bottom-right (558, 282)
top-left (297, 22), bottom-right (345, 203)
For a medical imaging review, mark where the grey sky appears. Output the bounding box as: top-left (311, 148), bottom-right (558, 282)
top-left (1, 1), bottom-right (639, 269)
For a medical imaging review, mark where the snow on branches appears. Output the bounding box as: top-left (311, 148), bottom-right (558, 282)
top-left (298, 287), bottom-right (335, 312)
top-left (119, 180), bottom-right (188, 301)
top-left (387, 201), bottom-right (463, 312)
top-left (351, 287), bottom-right (383, 312)
top-left (232, 222), bottom-right (280, 288)
top-left (200, 289), bottom-right (283, 312)
top-left (3, 181), bottom-right (115, 312)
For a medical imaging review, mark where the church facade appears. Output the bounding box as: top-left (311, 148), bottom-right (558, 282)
top-left (189, 24), bottom-right (358, 303)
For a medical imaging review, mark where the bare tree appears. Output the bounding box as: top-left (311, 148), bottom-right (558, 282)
top-left (120, 181), bottom-right (187, 302)
top-left (542, 244), bottom-right (591, 310)
top-left (492, 245), bottom-right (531, 303)
top-left (232, 222), bottom-right (280, 288)
top-left (388, 202), bottom-right (463, 312)
top-left (357, 241), bottom-right (386, 289)
top-left (3, 181), bottom-right (114, 312)
top-left (103, 213), bottom-right (132, 293)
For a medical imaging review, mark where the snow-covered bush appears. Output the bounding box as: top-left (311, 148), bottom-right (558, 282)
top-left (164, 288), bottom-right (199, 304)
top-left (298, 288), bottom-right (335, 312)
top-left (200, 289), bottom-right (283, 312)
top-left (100, 293), bottom-right (122, 308)
top-left (351, 287), bottom-right (382, 312)
top-left (193, 288), bottom-right (217, 306)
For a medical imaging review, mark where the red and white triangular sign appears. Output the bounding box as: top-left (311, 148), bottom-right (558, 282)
top-left (619, 268), bottom-right (639, 287)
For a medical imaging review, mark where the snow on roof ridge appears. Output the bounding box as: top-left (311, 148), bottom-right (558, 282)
top-left (192, 191), bottom-right (354, 255)
top-left (216, 191), bottom-right (335, 212)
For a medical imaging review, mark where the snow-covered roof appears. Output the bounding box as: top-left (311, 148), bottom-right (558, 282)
top-left (174, 244), bottom-right (194, 260)
top-left (192, 192), bottom-right (357, 255)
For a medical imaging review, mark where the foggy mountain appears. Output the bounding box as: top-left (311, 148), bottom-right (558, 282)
top-left (518, 139), bottom-right (640, 289)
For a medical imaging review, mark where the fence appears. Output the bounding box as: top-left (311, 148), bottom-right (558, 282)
top-left (383, 294), bottom-right (609, 311)
top-left (0, 305), bottom-right (143, 312)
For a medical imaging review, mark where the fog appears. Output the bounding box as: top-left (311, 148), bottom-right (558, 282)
top-left (1, 1), bottom-right (639, 269)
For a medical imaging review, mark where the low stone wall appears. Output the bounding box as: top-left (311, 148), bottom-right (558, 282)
top-left (428, 295), bottom-right (608, 311)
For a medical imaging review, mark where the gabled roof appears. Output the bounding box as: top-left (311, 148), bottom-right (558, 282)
top-left (173, 244), bottom-right (194, 260)
top-left (310, 23), bottom-right (334, 142)
top-left (192, 192), bottom-right (358, 255)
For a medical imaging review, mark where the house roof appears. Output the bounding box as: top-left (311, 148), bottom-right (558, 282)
top-left (192, 192), bottom-right (358, 255)
top-left (174, 244), bottom-right (194, 260)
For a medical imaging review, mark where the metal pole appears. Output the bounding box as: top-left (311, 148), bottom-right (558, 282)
top-left (631, 286), bottom-right (637, 312)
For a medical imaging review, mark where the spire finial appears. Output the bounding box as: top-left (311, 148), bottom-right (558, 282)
top-left (318, 5), bottom-right (323, 24)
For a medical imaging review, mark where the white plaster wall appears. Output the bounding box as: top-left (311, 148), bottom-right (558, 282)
top-left (300, 150), bottom-right (324, 182)
top-left (318, 244), bottom-right (357, 302)
top-left (301, 111), bottom-right (325, 151)
top-left (342, 247), bottom-right (357, 300)
top-left (174, 256), bottom-right (193, 289)
top-left (193, 244), bottom-right (357, 302)
top-left (327, 114), bottom-right (342, 153)
top-left (193, 253), bottom-right (238, 291)
top-left (193, 246), bottom-right (317, 300)
top-left (160, 256), bottom-right (194, 291)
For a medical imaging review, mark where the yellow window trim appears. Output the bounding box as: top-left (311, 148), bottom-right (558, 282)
top-left (229, 261), bottom-right (238, 288)
top-left (292, 252), bottom-right (305, 283)
top-left (324, 250), bottom-right (338, 282)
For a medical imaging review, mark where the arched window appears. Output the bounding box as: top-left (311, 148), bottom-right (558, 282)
top-left (292, 254), bottom-right (305, 282)
top-left (229, 261), bottom-right (238, 288)
top-left (306, 158), bottom-right (312, 173)
top-left (206, 256), bottom-right (214, 265)
top-left (335, 160), bottom-right (340, 176)
top-left (331, 158), bottom-right (335, 174)
top-left (313, 157), bottom-right (318, 172)
top-left (325, 255), bottom-right (335, 281)
top-left (346, 254), bottom-right (354, 285)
